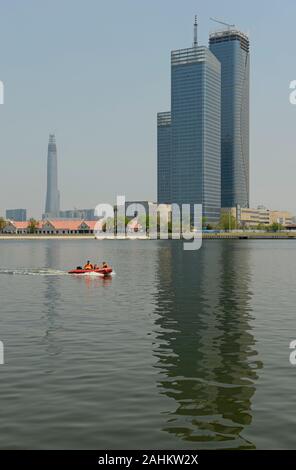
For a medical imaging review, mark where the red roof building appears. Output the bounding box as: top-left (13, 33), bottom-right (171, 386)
top-left (2, 219), bottom-right (102, 235)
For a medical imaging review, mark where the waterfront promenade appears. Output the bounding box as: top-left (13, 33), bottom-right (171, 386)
top-left (1, 232), bottom-right (296, 240)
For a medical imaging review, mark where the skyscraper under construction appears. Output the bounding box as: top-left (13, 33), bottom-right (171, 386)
top-left (209, 27), bottom-right (250, 209)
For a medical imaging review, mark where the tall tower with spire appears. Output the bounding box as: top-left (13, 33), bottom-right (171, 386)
top-left (157, 17), bottom-right (221, 223)
top-left (193, 15), bottom-right (198, 47)
top-left (44, 134), bottom-right (60, 218)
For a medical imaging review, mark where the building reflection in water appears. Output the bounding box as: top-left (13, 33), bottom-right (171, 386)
top-left (153, 240), bottom-right (263, 449)
top-left (42, 240), bottom-right (64, 363)
top-left (41, 241), bottom-right (113, 365)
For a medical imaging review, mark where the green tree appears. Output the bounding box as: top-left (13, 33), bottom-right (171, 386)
top-left (202, 216), bottom-right (213, 230)
top-left (219, 213), bottom-right (236, 231)
top-left (206, 223), bottom-right (213, 230)
top-left (0, 217), bottom-right (6, 231)
top-left (268, 222), bottom-right (284, 232)
top-left (139, 214), bottom-right (157, 235)
top-left (202, 216), bottom-right (208, 229)
top-left (27, 218), bottom-right (38, 234)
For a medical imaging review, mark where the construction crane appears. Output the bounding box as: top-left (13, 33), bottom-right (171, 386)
top-left (210, 17), bottom-right (235, 30)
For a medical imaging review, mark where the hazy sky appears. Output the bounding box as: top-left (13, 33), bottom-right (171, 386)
top-left (0, 0), bottom-right (295, 218)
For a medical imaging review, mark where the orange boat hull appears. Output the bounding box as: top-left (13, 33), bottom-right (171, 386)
top-left (68, 268), bottom-right (112, 276)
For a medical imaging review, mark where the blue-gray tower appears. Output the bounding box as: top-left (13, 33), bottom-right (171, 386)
top-left (157, 17), bottom-right (221, 223)
top-left (45, 134), bottom-right (60, 218)
top-left (157, 112), bottom-right (171, 204)
top-left (209, 28), bottom-right (250, 208)
top-left (170, 18), bottom-right (221, 223)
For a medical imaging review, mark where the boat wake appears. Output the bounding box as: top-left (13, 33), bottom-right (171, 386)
top-left (71, 271), bottom-right (116, 277)
top-left (0, 268), bottom-right (68, 276)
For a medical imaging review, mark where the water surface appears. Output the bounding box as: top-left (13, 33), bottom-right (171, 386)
top-left (0, 239), bottom-right (295, 449)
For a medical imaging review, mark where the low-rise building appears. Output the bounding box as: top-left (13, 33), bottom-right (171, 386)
top-left (222, 206), bottom-right (294, 228)
top-left (40, 220), bottom-right (102, 234)
top-left (269, 211), bottom-right (293, 226)
top-left (2, 221), bottom-right (43, 234)
top-left (2, 220), bottom-right (103, 235)
top-left (2, 221), bottom-right (30, 234)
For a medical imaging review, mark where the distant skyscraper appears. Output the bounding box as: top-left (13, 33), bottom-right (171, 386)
top-left (157, 112), bottom-right (171, 204)
top-left (209, 29), bottom-right (250, 208)
top-left (6, 208), bottom-right (27, 221)
top-left (44, 134), bottom-right (60, 218)
top-left (157, 18), bottom-right (221, 223)
top-left (59, 209), bottom-right (97, 220)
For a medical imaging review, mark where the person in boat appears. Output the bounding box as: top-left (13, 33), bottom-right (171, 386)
top-left (83, 260), bottom-right (93, 270)
top-left (101, 261), bottom-right (109, 269)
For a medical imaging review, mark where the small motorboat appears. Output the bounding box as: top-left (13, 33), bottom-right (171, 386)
top-left (68, 267), bottom-right (113, 276)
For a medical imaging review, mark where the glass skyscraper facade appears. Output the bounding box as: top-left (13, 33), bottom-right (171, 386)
top-left (209, 30), bottom-right (250, 208)
top-left (171, 46), bottom-right (221, 223)
top-left (157, 41), bottom-right (221, 224)
top-left (157, 112), bottom-right (171, 204)
top-left (6, 208), bottom-right (27, 221)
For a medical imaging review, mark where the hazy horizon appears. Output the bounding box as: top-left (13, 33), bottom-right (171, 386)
top-left (0, 0), bottom-right (295, 218)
